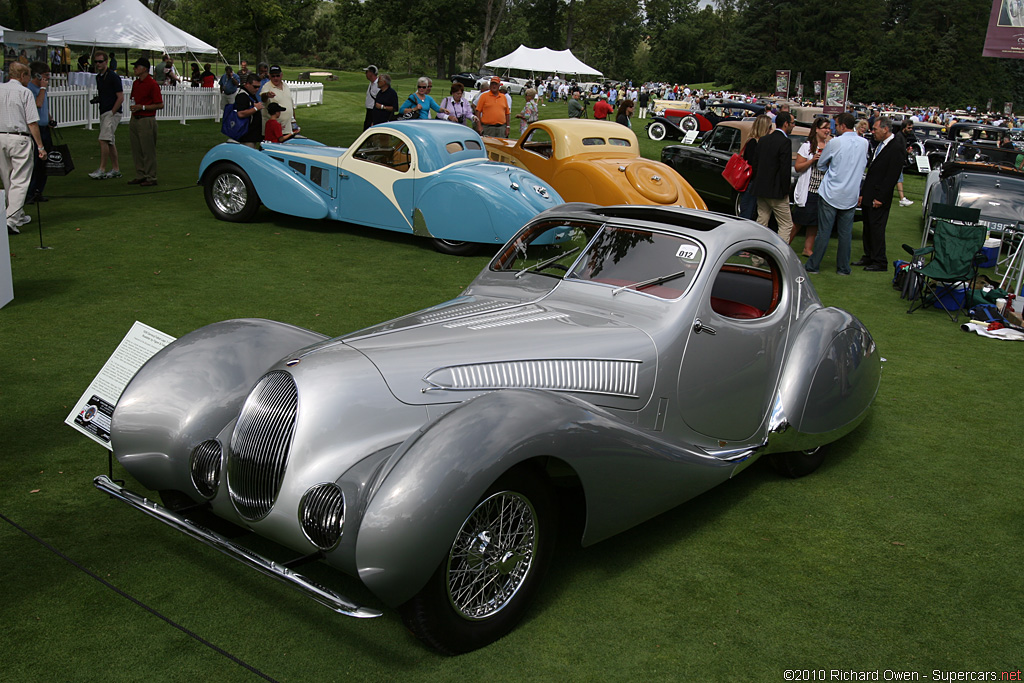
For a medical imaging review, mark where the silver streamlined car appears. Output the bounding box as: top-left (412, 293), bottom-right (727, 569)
top-left (95, 204), bottom-right (880, 654)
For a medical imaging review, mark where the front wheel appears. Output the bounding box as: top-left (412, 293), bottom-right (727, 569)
top-left (768, 446), bottom-right (826, 478)
top-left (204, 163), bottom-right (259, 222)
top-left (431, 238), bottom-right (480, 256)
top-left (647, 121), bottom-right (667, 141)
top-left (399, 471), bottom-right (556, 654)
top-left (680, 115), bottom-right (699, 132)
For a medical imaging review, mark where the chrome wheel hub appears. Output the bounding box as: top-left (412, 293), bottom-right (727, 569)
top-left (447, 490), bottom-right (537, 620)
top-left (212, 173), bottom-right (248, 215)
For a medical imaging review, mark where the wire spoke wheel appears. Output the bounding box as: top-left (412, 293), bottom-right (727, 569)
top-left (212, 173), bottom-right (249, 215)
top-left (447, 490), bottom-right (537, 620)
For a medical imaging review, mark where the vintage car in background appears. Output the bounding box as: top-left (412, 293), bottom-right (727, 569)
top-left (922, 139), bottom-right (1024, 239)
top-left (450, 69), bottom-right (491, 88)
top-left (198, 121), bottom-right (562, 255)
top-left (946, 122), bottom-right (1014, 146)
top-left (646, 99), bottom-right (765, 141)
top-left (94, 204), bottom-right (880, 654)
top-left (660, 119), bottom-right (809, 214)
top-left (482, 119), bottom-right (706, 208)
top-left (474, 75), bottom-right (526, 94)
top-left (906, 121), bottom-right (951, 172)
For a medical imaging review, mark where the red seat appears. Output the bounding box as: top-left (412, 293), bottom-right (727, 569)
top-left (711, 296), bottom-right (763, 319)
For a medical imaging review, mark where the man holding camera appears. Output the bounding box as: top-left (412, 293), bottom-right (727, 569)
top-left (88, 50), bottom-right (123, 180)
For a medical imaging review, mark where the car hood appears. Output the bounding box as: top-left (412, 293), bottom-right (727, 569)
top-left (953, 171), bottom-right (1024, 226)
top-left (305, 294), bottom-right (658, 411)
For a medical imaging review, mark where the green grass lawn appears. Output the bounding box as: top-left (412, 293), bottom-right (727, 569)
top-left (1, 69), bottom-right (1021, 681)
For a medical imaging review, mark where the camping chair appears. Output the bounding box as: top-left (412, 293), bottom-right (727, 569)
top-left (904, 220), bottom-right (987, 322)
top-left (920, 202), bottom-right (982, 248)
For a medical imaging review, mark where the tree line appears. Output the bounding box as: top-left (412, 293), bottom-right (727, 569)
top-left (3, 0), bottom-right (1021, 110)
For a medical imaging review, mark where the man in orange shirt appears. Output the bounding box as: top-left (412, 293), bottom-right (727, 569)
top-left (474, 76), bottom-right (509, 138)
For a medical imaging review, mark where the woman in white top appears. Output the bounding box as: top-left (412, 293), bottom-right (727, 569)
top-left (792, 118), bottom-right (831, 256)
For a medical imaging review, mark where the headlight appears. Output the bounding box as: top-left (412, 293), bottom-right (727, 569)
top-left (190, 439), bottom-right (222, 499)
top-left (299, 483), bottom-right (345, 550)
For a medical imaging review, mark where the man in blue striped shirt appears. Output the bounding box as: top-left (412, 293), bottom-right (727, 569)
top-left (805, 112), bottom-right (868, 275)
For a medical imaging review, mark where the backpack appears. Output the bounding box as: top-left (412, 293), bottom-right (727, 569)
top-left (221, 94), bottom-right (255, 140)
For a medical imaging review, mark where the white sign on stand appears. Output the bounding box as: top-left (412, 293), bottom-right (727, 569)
top-left (0, 190), bottom-right (11, 310)
top-left (683, 130), bottom-right (700, 145)
top-left (65, 321), bottom-right (176, 449)
top-left (915, 155), bottom-right (931, 174)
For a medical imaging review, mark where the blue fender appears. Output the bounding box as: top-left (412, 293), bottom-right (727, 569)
top-left (199, 143), bottom-right (331, 220)
top-left (354, 388), bottom-right (734, 607)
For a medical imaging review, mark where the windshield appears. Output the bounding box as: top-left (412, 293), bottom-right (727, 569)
top-left (491, 220), bottom-right (704, 300)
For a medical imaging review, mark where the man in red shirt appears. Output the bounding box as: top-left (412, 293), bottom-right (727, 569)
top-left (128, 57), bottom-right (163, 187)
top-left (593, 93), bottom-right (613, 120)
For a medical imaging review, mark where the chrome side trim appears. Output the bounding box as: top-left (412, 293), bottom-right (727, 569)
top-left (423, 358), bottom-right (640, 397)
top-left (93, 475), bottom-right (381, 619)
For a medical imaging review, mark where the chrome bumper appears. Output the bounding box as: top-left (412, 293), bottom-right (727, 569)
top-left (93, 475), bottom-right (382, 619)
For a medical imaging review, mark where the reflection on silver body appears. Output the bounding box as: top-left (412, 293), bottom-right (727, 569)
top-left (97, 204), bottom-right (880, 653)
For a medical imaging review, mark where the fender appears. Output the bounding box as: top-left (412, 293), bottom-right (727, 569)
top-left (355, 389), bottom-right (735, 607)
top-left (198, 143), bottom-right (330, 220)
top-left (111, 318), bottom-right (327, 496)
top-left (774, 307), bottom-right (880, 441)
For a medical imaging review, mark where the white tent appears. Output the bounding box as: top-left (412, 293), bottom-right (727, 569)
top-left (39, 0), bottom-right (217, 54)
top-left (484, 45), bottom-right (603, 77)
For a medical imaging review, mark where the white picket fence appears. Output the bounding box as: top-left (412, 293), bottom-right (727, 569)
top-left (46, 80), bottom-right (323, 129)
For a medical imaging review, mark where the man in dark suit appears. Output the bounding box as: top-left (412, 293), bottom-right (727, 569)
top-left (751, 111), bottom-right (795, 243)
top-left (855, 117), bottom-right (906, 271)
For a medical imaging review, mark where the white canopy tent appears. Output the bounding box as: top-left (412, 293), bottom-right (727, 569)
top-left (39, 0), bottom-right (218, 54)
top-left (484, 45), bottom-right (603, 77)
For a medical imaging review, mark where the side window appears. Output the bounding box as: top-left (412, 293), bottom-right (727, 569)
top-left (352, 133), bottom-right (411, 172)
top-left (708, 249), bottom-right (782, 319)
top-left (522, 128), bottom-right (553, 158)
top-left (707, 126), bottom-right (739, 153)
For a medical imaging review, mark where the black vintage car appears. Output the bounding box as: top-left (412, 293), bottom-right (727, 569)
top-left (450, 69), bottom-right (492, 88)
top-left (904, 121), bottom-right (951, 172)
top-left (923, 139), bottom-right (1024, 238)
top-left (646, 100), bottom-right (765, 142)
top-left (660, 119), bottom-right (808, 214)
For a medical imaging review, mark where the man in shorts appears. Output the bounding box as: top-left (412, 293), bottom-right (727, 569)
top-left (89, 50), bottom-right (123, 179)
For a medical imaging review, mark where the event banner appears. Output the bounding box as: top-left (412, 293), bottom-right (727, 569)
top-left (65, 321), bottom-right (176, 449)
top-left (775, 70), bottom-right (790, 98)
top-left (983, 0), bottom-right (1024, 58)
top-left (2, 31), bottom-right (49, 78)
top-left (813, 80), bottom-right (821, 96)
top-left (1006, 102), bottom-right (1014, 115)
top-left (823, 71), bottom-right (850, 115)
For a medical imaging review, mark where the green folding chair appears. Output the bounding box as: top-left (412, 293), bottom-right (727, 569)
top-left (905, 220), bottom-right (988, 322)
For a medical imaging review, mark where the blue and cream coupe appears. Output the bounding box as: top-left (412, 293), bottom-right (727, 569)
top-left (198, 121), bottom-right (563, 255)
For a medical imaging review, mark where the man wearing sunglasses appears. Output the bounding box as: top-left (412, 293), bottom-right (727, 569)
top-left (87, 50), bottom-right (123, 180)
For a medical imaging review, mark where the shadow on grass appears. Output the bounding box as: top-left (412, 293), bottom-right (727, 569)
top-left (1, 277), bottom-right (75, 305)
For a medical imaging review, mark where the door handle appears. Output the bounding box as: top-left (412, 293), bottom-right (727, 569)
top-left (693, 318), bottom-right (717, 335)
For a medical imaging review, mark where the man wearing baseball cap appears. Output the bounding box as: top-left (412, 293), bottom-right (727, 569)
top-left (128, 57), bottom-right (163, 187)
top-left (363, 65), bottom-right (379, 131)
top-left (474, 76), bottom-right (509, 138)
top-left (259, 65), bottom-right (298, 136)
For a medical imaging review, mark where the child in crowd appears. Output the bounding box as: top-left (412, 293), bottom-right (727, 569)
top-left (264, 102), bottom-right (296, 143)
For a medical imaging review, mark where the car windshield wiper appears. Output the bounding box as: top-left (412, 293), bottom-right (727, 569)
top-left (612, 269), bottom-right (688, 296)
top-left (514, 247), bottom-right (581, 278)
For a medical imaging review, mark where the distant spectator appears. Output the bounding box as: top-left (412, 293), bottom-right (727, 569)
top-left (475, 76), bottom-right (510, 137)
top-left (88, 50), bottom-right (124, 181)
top-left (438, 82), bottom-right (476, 127)
top-left (516, 88), bottom-right (538, 136)
top-left (752, 111), bottom-right (796, 243)
top-left (264, 102), bottom-right (297, 143)
top-left (567, 89), bottom-right (584, 118)
top-left (26, 62), bottom-right (52, 203)
top-left (260, 66), bottom-right (298, 135)
top-left (399, 76), bottom-right (444, 120)
top-left (362, 65), bottom-right (379, 130)
top-left (219, 65), bottom-right (239, 107)
top-left (615, 99), bottom-right (634, 127)
top-left (189, 63), bottom-right (201, 88)
top-left (257, 62), bottom-right (269, 89)
top-left (371, 73), bottom-right (398, 125)
top-left (77, 54), bottom-right (89, 71)
top-left (200, 63), bottom-right (215, 88)
top-left (593, 93), bottom-right (613, 120)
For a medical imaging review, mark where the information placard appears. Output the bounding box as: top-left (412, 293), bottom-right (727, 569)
top-left (65, 321), bottom-right (176, 449)
top-left (915, 155), bottom-right (931, 174)
top-left (683, 130), bottom-right (699, 145)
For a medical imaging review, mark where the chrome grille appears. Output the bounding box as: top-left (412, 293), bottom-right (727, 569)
top-left (442, 307), bottom-right (569, 330)
top-left (299, 483), bottom-right (345, 550)
top-left (228, 371), bottom-right (298, 521)
top-left (424, 359), bottom-right (641, 398)
top-left (190, 440), bottom-right (222, 499)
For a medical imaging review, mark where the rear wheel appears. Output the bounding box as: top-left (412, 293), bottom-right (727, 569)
top-left (204, 163), bottom-right (260, 222)
top-left (768, 446), bottom-right (826, 478)
top-left (399, 470), bottom-right (556, 654)
top-left (431, 238), bottom-right (480, 256)
top-left (647, 121), bottom-right (667, 141)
